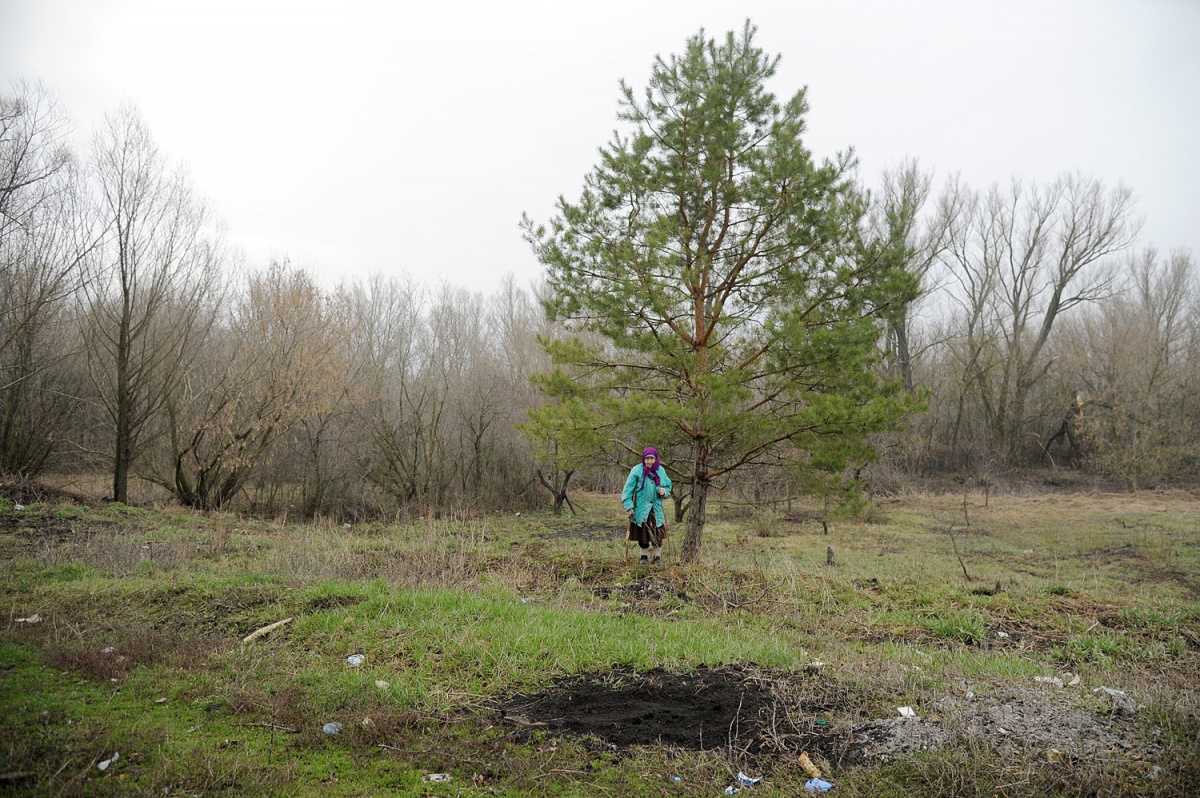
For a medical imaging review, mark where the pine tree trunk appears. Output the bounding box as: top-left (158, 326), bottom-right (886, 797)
top-left (681, 442), bottom-right (710, 563)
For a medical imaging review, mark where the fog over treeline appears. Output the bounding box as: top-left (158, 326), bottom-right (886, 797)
top-left (3, 81), bottom-right (1198, 518)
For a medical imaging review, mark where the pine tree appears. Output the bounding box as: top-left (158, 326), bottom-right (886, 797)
top-left (523, 22), bottom-right (917, 562)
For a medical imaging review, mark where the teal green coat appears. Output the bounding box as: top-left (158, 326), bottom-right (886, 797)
top-left (622, 463), bottom-right (672, 526)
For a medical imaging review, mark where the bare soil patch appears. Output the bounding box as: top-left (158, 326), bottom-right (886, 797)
top-left (498, 667), bottom-right (1170, 776)
top-left (499, 666), bottom-right (779, 752)
top-left (495, 667), bottom-right (819, 771)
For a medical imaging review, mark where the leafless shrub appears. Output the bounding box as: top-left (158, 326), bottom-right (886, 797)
top-left (748, 507), bottom-right (785, 538)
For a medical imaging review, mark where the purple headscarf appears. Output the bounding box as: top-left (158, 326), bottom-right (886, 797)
top-left (641, 447), bottom-right (661, 486)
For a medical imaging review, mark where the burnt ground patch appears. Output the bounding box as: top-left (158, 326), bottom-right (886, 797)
top-left (0, 512), bottom-right (86, 543)
top-left (496, 667), bottom-right (1176, 779)
top-left (498, 666), bottom-right (778, 752)
top-left (496, 666), bottom-right (860, 772)
top-left (0, 510), bottom-right (126, 560)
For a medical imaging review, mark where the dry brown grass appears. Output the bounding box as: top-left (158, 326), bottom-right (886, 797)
top-left (3, 483), bottom-right (1198, 796)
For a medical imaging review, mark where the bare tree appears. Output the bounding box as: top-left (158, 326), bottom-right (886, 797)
top-left (868, 159), bottom-right (953, 394)
top-left (935, 174), bottom-right (1140, 464)
top-left (490, 274), bottom-right (549, 391)
top-left (349, 275), bottom-right (433, 510)
top-left (148, 262), bottom-right (343, 509)
top-left (290, 282), bottom-right (362, 518)
top-left (1059, 248), bottom-right (1199, 486)
top-left (0, 80), bottom-right (71, 239)
top-left (341, 276), bottom-right (549, 516)
top-left (82, 106), bottom-right (220, 502)
top-left (0, 80), bottom-right (97, 475)
top-left (487, 275), bottom-right (552, 502)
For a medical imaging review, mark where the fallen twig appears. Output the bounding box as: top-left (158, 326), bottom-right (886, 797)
top-left (500, 713), bottom-right (549, 728)
top-left (533, 769), bottom-right (588, 780)
top-left (236, 722), bottom-right (298, 733)
top-left (378, 744), bottom-right (439, 755)
top-left (378, 745), bottom-right (482, 767)
top-left (242, 617), bottom-right (294, 643)
top-left (699, 580), bottom-right (767, 610)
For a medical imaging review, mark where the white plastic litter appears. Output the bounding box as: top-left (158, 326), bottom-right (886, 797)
top-left (897, 706), bottom-right (917, 718)
top-left (736, 771), bottom-right (761, 786)
top-left (805, 778), bottom-right (835, 793)
top-left (1093, 686), bottom-right (1138, 717)
top-left (346, 654), bottom-right (366, 666)
top-left (322, 722), bottom-right (343, 735)
top-left (423, 773), bottom-right (452, 782)
top-left (98, 752), bottom-right (119, 771)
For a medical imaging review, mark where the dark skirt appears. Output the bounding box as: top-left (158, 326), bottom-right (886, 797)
top-left (628, 508), bottom-right (666, 549)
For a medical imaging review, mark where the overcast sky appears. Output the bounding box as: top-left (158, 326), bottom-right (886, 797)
top-left (2, 0), bottom-right (1197, 294)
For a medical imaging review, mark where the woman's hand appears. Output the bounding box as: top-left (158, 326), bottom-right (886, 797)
top-left (627, 508), bottom-right (634, 518)
top-left (657, 487), bottom-right (666, 497)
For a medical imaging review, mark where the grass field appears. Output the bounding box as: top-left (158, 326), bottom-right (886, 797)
top-left (2, 484), bottom-right (1198, 796)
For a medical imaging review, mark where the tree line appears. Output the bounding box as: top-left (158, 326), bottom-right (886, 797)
top-left (1, 82), bottom-right (548, 516)
top-left (878, 165), bottom-right (1199, 490)
top-left (2, 61), bottom-right (1197, 525)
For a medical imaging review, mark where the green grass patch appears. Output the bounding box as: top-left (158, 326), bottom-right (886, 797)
top-left (2, 487), bottom-right (1197, 796)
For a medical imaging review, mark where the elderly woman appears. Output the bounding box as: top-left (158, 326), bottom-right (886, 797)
top-left (622, 446), bottom-right (672, 565)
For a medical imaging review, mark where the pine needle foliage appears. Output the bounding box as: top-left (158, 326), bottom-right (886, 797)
top-left (523, 22), bottom-right (918, 562)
